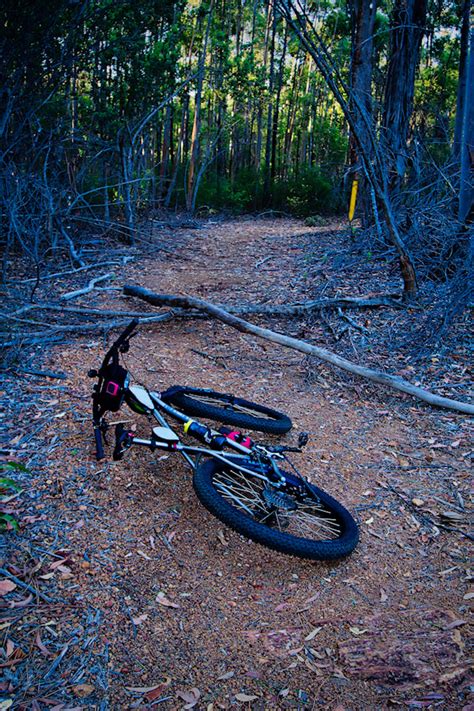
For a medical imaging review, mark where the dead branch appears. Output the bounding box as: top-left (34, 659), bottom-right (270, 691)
top-left (124, 285), bottom-right (474, 416)
top-left (60, 273), bottom-right (113, 300)
top-left (1, 312), bottom-right (173, 347)
top-left (123, 288), bottom-right (403, 316)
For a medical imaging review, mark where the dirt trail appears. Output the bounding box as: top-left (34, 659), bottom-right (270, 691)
top-left (5, 218), bottom-right (472, 709)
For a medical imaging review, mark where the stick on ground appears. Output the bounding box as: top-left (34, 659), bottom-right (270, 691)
top-left (123, 285), bottom-right (474, 416)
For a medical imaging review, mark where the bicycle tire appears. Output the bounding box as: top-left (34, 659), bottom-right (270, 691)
top-left (161, 386), bottom-right (292, 434)
top-left (193, 459), bottom-right (359, 560)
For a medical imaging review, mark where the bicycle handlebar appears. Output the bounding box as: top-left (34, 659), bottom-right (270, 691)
top-left (100, 318), bottom-right (139, 372)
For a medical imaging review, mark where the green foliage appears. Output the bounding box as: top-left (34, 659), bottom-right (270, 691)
top-left (0, 463), bottom-right (26, 532)
top-left (277, 167), bottom-right (336, 216)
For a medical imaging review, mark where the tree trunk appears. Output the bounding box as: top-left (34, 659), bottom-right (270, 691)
top-left (453, 0), bottom-right (471, 159)
top-left (348, 0), bottom-right (376, 225)
top-left (458, 12), bottom-right (474, 233)
top-left (186, 2), bottom-right (213, 213)
top-left (382, 0), bottom-right (428, 188)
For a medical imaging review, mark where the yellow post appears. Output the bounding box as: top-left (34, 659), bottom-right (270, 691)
top-left (348, 178), bottom-right (358, 223)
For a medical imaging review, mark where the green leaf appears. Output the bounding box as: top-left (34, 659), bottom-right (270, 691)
top-left (0, 514), bottom-right (19, 532)
top-left (0, 462), bottom-right (29, 473)
top-left (0, 477), bottom-right (22, 493)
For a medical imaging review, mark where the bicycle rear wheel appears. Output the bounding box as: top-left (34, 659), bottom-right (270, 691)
top-left (161, 386), bottom-right (292, 435)
top-left (193, 459), bottom-right (359, 560)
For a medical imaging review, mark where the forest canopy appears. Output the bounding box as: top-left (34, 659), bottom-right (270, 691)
top-left (0, 0), bottom-right (472, 289)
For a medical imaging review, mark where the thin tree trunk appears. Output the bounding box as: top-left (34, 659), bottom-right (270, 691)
top-left (453, 0), bottom-right (471, 159)
top-left (382, 0), bottom-right (428, 188)
top-left (348, 0), bottom-right (376, 225)
top-left (186, 2), bottom-right (214, 212)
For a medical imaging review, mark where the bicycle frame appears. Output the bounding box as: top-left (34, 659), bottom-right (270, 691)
top-left (117, 388), bottom-right (291, 489)
top-left (89, 319), bottom-right (310, 500)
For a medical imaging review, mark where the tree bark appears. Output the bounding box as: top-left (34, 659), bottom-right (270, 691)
top-left (453, 0), bottom-right (471, 159)
top-left (123, 285), bottom-right (474, 415)
top-left (348, 0), bottom-right (376, 225)
top-left (382, 0), bottom-right (428, 188)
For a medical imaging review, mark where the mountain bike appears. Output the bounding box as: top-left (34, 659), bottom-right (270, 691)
top-left (88, 319), bottom-right (359, 561)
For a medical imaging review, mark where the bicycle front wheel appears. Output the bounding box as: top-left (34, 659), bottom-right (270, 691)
top-left (193, 459), bottom-right (359, 560)
top-left (161, 386), bottom-right (292, 435)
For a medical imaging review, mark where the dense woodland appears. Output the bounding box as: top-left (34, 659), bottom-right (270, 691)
top-left (0, 0), bottom-right (472, 297)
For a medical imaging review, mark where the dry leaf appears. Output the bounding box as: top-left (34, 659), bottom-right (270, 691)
top-left (176, 687), bottom-right (201, 709)
top-left (349, 627), bottom-right (368, 636)
top-left (235, 693), bottom-right (259, 702)
top-left (380, 589), bottom-right (388, 602)
top-left (304, 626), bottom-right (322, 641)
top-left (156, 592), bottom-right (179, 608)
top-left (441, 511), bottom-right (465, 522)
top-left (0, 580), bottom-right (17, 596)
top-left (73, 683), bottom-right (95, 697)
top-left (463, 591), bottom-right (474, 600)
top-left (412, 498), bottom-right (424, 507)
top-left (217, 530), bottom-right (228, 546)
top-left (0, 701), bottom-right (13, 710)
top-left (35, 631), bottom-right (53, 657)
top-left (131, 613), bottom-right (148, 625)
top-left (217, 671), bottom-right (235, 680)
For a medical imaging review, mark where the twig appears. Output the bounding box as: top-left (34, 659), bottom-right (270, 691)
top-left (0, 567), bottom-right (59, 604)
top-left (337, 307), bottom-right (370, 334)
top-left (11, 259), bottom-right (134, 285)
top-left (0, 313), bottom-right (173, 347)
top-left (16, 368), bottom-right (67, 380)
top-left (60, 273), bottom-right (113, 300)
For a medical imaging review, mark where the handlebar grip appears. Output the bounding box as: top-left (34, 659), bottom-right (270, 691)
top-left (114, 318), bottom-right (139, 350)
top-left (94, 426), bottom-right (105, 460)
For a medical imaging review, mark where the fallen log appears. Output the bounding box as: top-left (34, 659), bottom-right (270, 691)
top-left (123, 287), bottom-right (403, 316)
top-left (123, 285), bottom-right (474, 416)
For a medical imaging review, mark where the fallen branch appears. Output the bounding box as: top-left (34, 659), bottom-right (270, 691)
top-left (60, 273), bottom-right (113, 301)
top-left (124, 285), bottom-right (474, 416)
top-left (1, 313), bottom-right (173, 347)
top-left (123, 287), bottom-right (403, 316)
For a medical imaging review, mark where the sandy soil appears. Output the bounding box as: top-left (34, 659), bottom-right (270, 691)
top-left (2, 217), bottom-right (472, 710)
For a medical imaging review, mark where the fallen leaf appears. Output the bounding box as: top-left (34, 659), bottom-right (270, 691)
top-left (412, 498), bottom-right (424, 507)
top-left (380, 589), bottom-right (388, 602)
top-left (0, 580), bottom-right (17, 596)
top-left (0, 701), bottom-right (13, 710)
top-left (217, 671), bottom-right (235, 681)
top-left (349, 627), bottom-right (368, 636)
top-left (217, 530), bottom-right (228, 546)
top-left (235, 693), bottom-right (259, 702)
top-left (35, 631), bottom-right (53, 657)
top-left (305, 626), bottom-right (322, 641)
top-left (73, 683), bottom-right (95, 697)
top-left (176, 687), bottom-right (201, 709)
top-left (131, 613), bottom-right (148, 625)
top-left (463, 591), bottom-right (474, 600)
top-left (145, 680), bottom-right (172, 702)
top-left (156, 592), bottom-right (179, 608)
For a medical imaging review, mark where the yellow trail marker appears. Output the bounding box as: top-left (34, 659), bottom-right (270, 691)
top-left (348, 178), bottom-right (358, 223)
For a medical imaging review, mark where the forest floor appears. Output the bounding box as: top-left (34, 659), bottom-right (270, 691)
top-left (1, 217), bottom-right (473, 710)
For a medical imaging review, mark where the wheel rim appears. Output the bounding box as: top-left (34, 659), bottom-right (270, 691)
top-left (212, 467), bottom-right (342, 541)
top-left (183, 393), bottom-right (274, 419)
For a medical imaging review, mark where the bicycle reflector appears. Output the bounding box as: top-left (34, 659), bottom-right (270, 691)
top-left (99, 363), bottom-right (130, 412)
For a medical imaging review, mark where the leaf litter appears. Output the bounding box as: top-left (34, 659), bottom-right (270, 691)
top-left (1, 217), bottom-right (472, 709)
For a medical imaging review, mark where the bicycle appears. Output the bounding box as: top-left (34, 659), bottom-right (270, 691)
top-left (89, 319), bottom-right (359, 561)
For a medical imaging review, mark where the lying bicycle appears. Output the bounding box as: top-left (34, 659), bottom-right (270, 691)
top-left (89, 319), bottom-right (359, 561)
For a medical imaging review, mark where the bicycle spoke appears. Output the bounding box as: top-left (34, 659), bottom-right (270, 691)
top-left (210, 466), bottom-right (342, 541)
